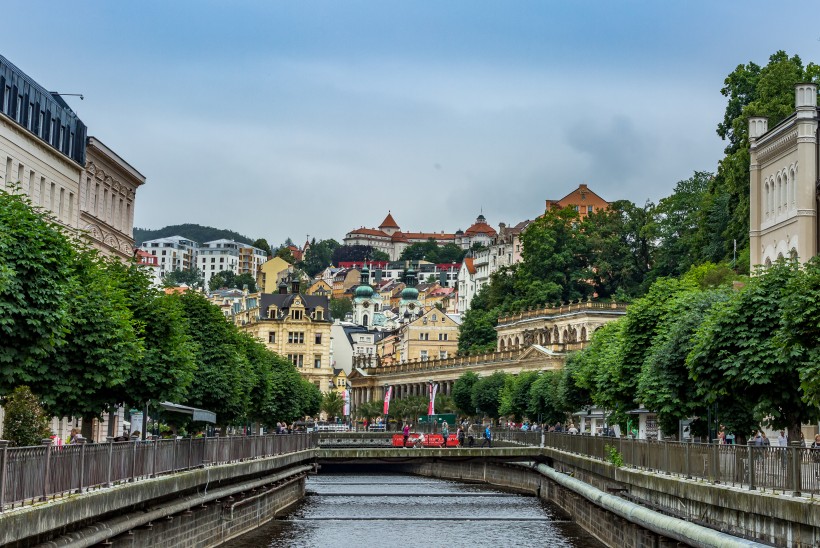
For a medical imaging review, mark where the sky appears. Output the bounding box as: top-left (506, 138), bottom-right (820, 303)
top-left (4, 2), bottom-right (820, 246)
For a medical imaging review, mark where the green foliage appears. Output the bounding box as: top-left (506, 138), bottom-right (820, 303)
top-left (471, 371), bottom-right (508, 419)
top-left (330, 297), bottom-right (353, 320)
top-left (499, 371), bottom-right (538, 421)
top-left (1, 386), bottom-right (51, 447)
top-left (133, 224), bottom-right (255, 247)
top-left (208, 270), bottom-right (257, 292)
top-left (451, 372), bottom-right (479, 415)
top-left (391, 396), bottom-right (428, 422)
top-left (400, 239), bottom-right (466, 264)
top-left (300, 238), bottom-right (340, 277)
top-left (163, 267), bottom-right (204, 289)
top-left (321, 391), bottom-right (345, 420)
top-left (781, 256), bottom-right (820, 409)
top-left (605, 445), bottom-right (624, 467)
top-left (252, 238), bottom-right (273, 257)
top-left (276, 246), bottom-right (296, 263)
top-left (331, 245), bottom-right (383, 265)
top-left (355, 400), bottom-right (383, 421)
top-left (527, 371), bottom-right (567, 425)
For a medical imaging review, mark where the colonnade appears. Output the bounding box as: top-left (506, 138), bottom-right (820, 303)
top-left (348, 379), bottom-right (457, 415)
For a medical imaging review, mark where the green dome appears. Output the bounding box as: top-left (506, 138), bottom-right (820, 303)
top-left (401, 286), bottom-right (419, 300)
top-left (355, 284), bottom-right (374, 298)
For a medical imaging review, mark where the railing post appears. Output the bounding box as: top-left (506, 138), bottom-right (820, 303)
top-left (172, 437), bottom-right (179, 472)
top-left (685, 441), bottom-right (691, 479)
top-left (106, 436), bottom-right (115, 488)
top-left (130, 437), bottom-right (138, 481)
top-left (631, 438), bottom-right (636, 469)
top-left (748, 444), bottom-right (756, 490)
top-left (40, 438), bottom-right (53, 501)
top-left (187, 436), bottom-right (193, 470)
top-left (214, 434), bottom-right (221, 465)
top-left (713, 442), bottom-right (720, 483)
top-left (791, 446), bottom-right (802, 497)
top-left (0, 440), bottom-right (8, 511)
top-left (77, 439), bottom-right (87, 493)
top-left (151, 436), bottom-right (158, 478)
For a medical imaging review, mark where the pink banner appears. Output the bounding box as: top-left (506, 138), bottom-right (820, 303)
top-left (383, 386), bottom-right (393, 415)
top-left (428, 383), bottom-right (438, 416)
top-left (343, 390), bottom-right (350, 416)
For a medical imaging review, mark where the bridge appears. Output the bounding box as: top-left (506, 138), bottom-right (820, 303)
top-left (1, 432), bottom-right (818, 547)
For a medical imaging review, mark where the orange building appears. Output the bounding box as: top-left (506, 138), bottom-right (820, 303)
top-left (545, 184), bottom-right (609, 219)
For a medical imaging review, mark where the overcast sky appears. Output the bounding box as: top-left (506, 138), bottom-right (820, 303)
top-left (4, 2), bottom-right (819, 245)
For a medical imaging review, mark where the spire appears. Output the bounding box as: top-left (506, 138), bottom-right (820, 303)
top-left (379, 211), bottom-right (400, 229)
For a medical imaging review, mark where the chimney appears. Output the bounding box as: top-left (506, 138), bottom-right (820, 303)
top-left (748, 117), bottom-right (768, 141)
top-left (291, 277), bottom-right (300, 294)
top-left (278, 280), bottom-right (288, 294)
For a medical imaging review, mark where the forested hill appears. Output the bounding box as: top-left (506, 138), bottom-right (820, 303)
top-left (133, 224), bottom-right (255, 246)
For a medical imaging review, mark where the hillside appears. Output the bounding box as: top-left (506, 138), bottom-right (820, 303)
top-left (133, 224), bottom-right (256, 246)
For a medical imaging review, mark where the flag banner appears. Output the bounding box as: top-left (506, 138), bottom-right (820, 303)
top-left (383, 386), bottom-right (393, 415)
top-left (428, 383), bottom-right (438, 416)
top-left (343, 390), bottom-right (350, 416)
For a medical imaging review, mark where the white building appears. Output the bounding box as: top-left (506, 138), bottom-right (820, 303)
top-left (199, 239), bottom-right (241, 288)
top-left (139, 236), bottom-right (199, 280)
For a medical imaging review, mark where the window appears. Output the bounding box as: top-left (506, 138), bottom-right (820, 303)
top-left (16, 95), bottom-right (23, 123)
top-left (315, 309), bottom-right (323, 320)
top-left (431, 314), bottom-right (437, 322)
top-left (292, 310), bottom-right (303, 320)
top-left (288, 332), bottom-right (305, 344)
top-left (288, 354), bottom-right (304, 367)
top-left (439, 351), bottom-right (448, 359)
top-left (420, 350), bottom-right (428, 361)
top-left (268, 332), bottom-right (276, 343)
top-left (419, 333), bottom-right (429, 341)
top-left (315, 333), bottom-right (322, 344)
top-left (2, 86), bottom-right (9, 113)
top-left (27, 103), bottom-right (33, 130)
top-left (314, 355), bottom-right (322, 368)
top-left (587, 205), bottom-right (593, 213)
top-left (438, 333), bottom-right (448, 341)
top-left (574, 205), bottom-right (579, 212)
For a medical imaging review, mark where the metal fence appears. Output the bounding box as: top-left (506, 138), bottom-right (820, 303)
top-left (494, 430), bottom-right (820, 497)
top-left (0, 433), bottom-right (317, 512)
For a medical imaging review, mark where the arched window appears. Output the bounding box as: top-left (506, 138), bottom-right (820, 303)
top-left (580, 326), bottom-right (587, 341)
top-left (765, 257), bottom-right (772, 268)
top-left (791, 167), bottom-right (797, 208)
top-left (362, 314), bottom-right (369, 327)
top-left (562, 328), bottom-right (569, 343)
top-left (776, 174), bottom-right (782, 214)
top-left (514, 336), bottom-right (520, 348)
top-left (790, 248), bottom-right (798, 261)
top-left (764, 181), bottom-right (770, 218)
top-left (500, 339), bottom-right (506, 351)
top-left (782, 170), bottom-right (788, 210)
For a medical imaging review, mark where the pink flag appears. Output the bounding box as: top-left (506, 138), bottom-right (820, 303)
top-left (383, 386), bottom-right (393, 415)
top-left (343, 390), bottom-right (350, 416)
top-left (428, 383), bottom-right (438, 416)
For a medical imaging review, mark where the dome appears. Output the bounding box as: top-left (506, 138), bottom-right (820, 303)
top-left (401, 286), bottom-right (419, 300)
top-left (355, 284), bottom-right (374, 298)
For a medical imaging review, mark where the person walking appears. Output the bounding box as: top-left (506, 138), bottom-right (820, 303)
top-left (811, 434), bottom-right (820, 479)
top-left (441, 422), bottom-right (450, 448)
top-left (481, 424), bottom-right (492, 448)
top-left (467, 423), bottom-right (476, 447)
top-left (457, 425), bottom-right (465, 447)
top-left (403, 423), bottom-right (411, 447)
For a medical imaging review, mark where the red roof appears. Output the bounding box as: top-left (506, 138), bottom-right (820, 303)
top-left (339, 261), bottom-right (390, 269)
top-left (379, 212), bottom-right (400, 229)
top-left (391, 231), bottom-right (409, 242)
top-left (463, 257), bottom-right (476, 275)
top-left (464, 222), bottom-right (497, 237)
top-left (350, 227), bottom-right (390, 238)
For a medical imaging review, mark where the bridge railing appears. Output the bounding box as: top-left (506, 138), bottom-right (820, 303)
top-left (540, 432), bottom-right (820, 496)
top-left (0, 433), bottom-right (317, 512)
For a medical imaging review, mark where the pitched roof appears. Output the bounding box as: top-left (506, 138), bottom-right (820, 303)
top-left (464, 221), bottom-right (497, 237)
top-left (379, 212), bottom-right (400, 229)
top-left (259, 292), bottom-right (330, 317)
top-left (350, 227), bottom-right (390, 238)
top-left (463, 257), bottom-right (476, 275)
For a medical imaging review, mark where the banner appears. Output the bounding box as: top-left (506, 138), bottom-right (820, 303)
top-left (428, 383), bottom-right (438, 416)
top-left (383, 386), bottom-right (393, 415)
top-left (343, 390), bottom-right (350, 416)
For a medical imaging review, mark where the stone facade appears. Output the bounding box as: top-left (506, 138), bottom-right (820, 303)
top-left (749, 83), bottom-right (819, 266)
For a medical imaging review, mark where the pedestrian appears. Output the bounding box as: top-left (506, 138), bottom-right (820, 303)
top-left (467, 423), bottom-right (475, 447)
top-left (441, 422), bottom-right (449, 447)
top-left (811, 435), bottom-right (820, 479)
top-left (457, 425), bottom-right (465, 447)
top-left (67, 428), bottom-right (81, 444)
top-left (481, 424), bottom-right (492, 448)
top-left (777, 430), bottom-right (788, 447)
top-left (403, 422), bottom-right (411, 447)
top-left (568, 423), bottom-right (578, 435)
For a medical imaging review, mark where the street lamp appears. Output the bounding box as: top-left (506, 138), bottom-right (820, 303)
top-left (384, 383), bottom-right (389, 432)
top-left (428, 379), bottom-right (434, 433)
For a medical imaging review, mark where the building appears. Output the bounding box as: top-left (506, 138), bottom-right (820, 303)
top-left (242, 279), bottom-right (334, 392)
top-left (749, 83), bottom-right (818, 267)
top-left (395, 307), bottom-right (460, 363)
top-left (258, 256), bottom-right (293, 294)
top-left (139, 236), bottom-right (199, 280)
top-left (545, 184), bottom-right (609, 219)
top-left (456, 257), bottom-right (477, 313)
top-left (239, 244), bottom-right (267, 278)
top-left (134, 248), bottom-right (161, 286)
top-left (332, 268), bottom-right (361, 299)
top-left (198, 239), bottom-right (241, 288)
top-left (306, 279), bottom-right (333, 297)
top-left (0, 55), bottom-right (144, 263)
top-left (343, 212), bottom-right (495, 261)
top-left (207, 288), bottom-right (260, 327)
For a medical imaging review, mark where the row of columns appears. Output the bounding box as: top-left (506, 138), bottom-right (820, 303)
top-left (348, 380), bottom-right (457, 415)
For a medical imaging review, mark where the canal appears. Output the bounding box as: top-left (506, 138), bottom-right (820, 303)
top-left (223, 470), bottom-right (603, 547)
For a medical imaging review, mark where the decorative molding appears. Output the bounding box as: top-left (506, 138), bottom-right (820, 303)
top-left (758, 129), bottom-right (798, 164)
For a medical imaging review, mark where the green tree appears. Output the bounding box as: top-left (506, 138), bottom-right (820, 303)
top-left (1, 385), bottom-right (51, 447)
top-left (252, 238), bottom-right (273, 257)
top-left (0, 190), bottom-right (75, 391)
top-left (209, 270), bottom-right (237, 291)
top-left (688, 260), bottom-right (818, 442)
top-left (235, 273), bottom-right (258, 292)
top-left (163, 267), bottom-right (204, 289)
top-left (391, 396), bottom-right (428, 423)
top-left (371, 249), bottom-right (390, 261)
top-left (528, 371), bottom-right (566, 426)
top-left (301, 238), bottom-right (340, 277)
top-left (451, 372), bottom-right (479, 415)
top-left (499, 371), bottom-right (538, 421)
top-left (331, 245), bottom-right (382, 265)
top-left (355, 400), bottom-right (383, 422)
top-left (471, 371), bottom-right (508, 419)
top-left (276, 246), bottom-right (296, 263)
top-left (321, 391), bottom-right (345, 420)
top-left (330, 297), bottom-right (353, 320)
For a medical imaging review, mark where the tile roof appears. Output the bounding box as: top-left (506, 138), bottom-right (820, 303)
top-left (379, 212), bottom-right (400, 229)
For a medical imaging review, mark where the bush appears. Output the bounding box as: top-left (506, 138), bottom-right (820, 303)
top-left (2, 386), bottom-right (51, 447)
top-left (605, 444), bottom-right (624, 467)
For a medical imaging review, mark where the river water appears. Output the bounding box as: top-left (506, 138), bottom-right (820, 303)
top-left (223, 471), bottom-right (603, 548)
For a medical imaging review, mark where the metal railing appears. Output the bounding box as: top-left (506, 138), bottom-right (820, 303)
top-left (518, 432), bottom-right (820, 497)
top-left (0, 432), bottom-right (317, 512)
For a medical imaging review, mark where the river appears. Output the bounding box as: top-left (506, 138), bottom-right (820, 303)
top-left (222, 470), bottom-right (603, 547)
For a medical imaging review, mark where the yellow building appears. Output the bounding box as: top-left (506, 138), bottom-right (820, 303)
top-left (333, 368), bottom-right (348, 394)
top-left (397, 307), bottom-right (460, 362)
top-left (258, 256), bottom-right (292, 294)
top-left (242, 279), bottom-right (334, 392)
top-left (307, 279), bottom-right (333, 297)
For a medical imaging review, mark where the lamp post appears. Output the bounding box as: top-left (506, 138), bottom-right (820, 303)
top-left (428, 379), bottom-right (434, 433)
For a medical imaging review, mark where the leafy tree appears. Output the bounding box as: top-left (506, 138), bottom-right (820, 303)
top-left (688, 260), bottom-right (818, 442)
top-left (499, 371), bottom-right (538, 421)
top-left (451, 372), bottom-right (479, 415)
top-left (434, 394), bottom-right (457, 414)
top-left (179, 292), bottom-right (256, 426)
top-left (235, 273), bottom-right (257, 292)
top-left (163, 267), bottom-right (204, 289)
top-left (133, 223), bottom-right (254, 247)
top-left (557, 354), bottom-right (591, 415)
top-left (371, 249), bottom-right (390, 261)
top-left (301, 238), bottom-right (340, 277)
top-left (355, 400), bottom-right (383, 422)
top-left (1, 385), bottom-right (51, 447)
top-left (0, 190), bottom-right (75, 392)
top-left (570, 320), bottom-right (628, 424)
top-left (471, 371), bottom-right (508, 419)
top-left (330, 297), bottom-right (353, 320)
top-left (276, 246), bottom-right (295, 263)
top-left (208, 270), bottom-right (257, 292)
top-left (391, 396), bottom-right (428, 423)
top-left (252, 238), bottom-right (273, 257)
top-left (332, 245), bottom-right (383, 265)
top-left (321, 391), bottom-right (345, 420)
top-left (527, 371), bottom-right (566, 426)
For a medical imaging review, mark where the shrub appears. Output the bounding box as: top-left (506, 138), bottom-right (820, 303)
top-left (2, 386), bottom-right (52, 447)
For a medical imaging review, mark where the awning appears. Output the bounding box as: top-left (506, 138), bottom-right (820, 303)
top-left (159, 401), bottom-right (217, 424)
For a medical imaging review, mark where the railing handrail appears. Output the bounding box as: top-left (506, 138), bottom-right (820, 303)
top-left (0, 432), bottom-right (317, 513)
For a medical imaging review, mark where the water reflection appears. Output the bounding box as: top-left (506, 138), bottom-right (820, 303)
top-left (223, 472), bottom-right (602, 548)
